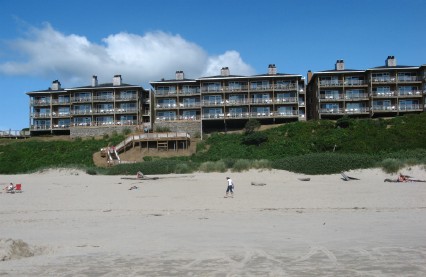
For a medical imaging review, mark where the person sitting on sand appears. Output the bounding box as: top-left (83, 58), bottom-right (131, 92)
top-left (137, 171), bottom-right (144, 179)
top-left (6, 183), bottom-right (15, 193)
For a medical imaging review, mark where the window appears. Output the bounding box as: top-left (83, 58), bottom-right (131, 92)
top-left (74, 117), bottom-right (91, 126)
top-left (157, 99), bottom-right (176, 108)
top-left (203, 82), bottom-right (221, 92)
top-left (58, 107), bottom-right (70, 115)
top-left (320, 90), bottom-right (339, 99)
top-left (119, 90), bottom-right (136, 99)
top-left (75, 92), bottom-right (91, 101)
top-left (182, 110), bottom-right (197, 119)
top-left (250, 81), bottom-right (270, 90)
top-left (182, 86), bottom-right (199, 94)
top-left (96, 116), bottom-right (114, 125)
top-left (277, 92), bottom-right (296, 102)
top-left (372, 73), bottom-right (390, 82)
top-left (346, 89), bottom-right (364, 99)
top-left (345, 76), bottom-right (364, 85)
top-left (202, 108), bottom-right (223, 118)
top-left (97, 103), bottom-right (113, 112)
top-left (228, 81), bottom-right (244, 90)
top-left (157, 111), bottom-right (177, 120)
top-left (229, 94), bottom-right (245, 103)
top-left (58, 119), bottom-right (70, 127)
top-left (398, 86), bottom-right (417, 95)
top-left (98, 91), bottom-right (113, 100)
top-left (278, 106), bottom-right (293, 115)
top-left (372, 86), bottom-right (392, 96)
top-left (74, 104), bottom-right (91, 114)
top-left (157, 86), bottom-right (176, 94)
top-left (252, 106), bottom-right (270, 114)
top-left (203, 95), bottom-right (222, 104)
top-left (58, 95), bottom-right (70, 104)
top-left (398, 72), bottom-right (416, 82)
top-left (252, 93), bottom-right (271, 103)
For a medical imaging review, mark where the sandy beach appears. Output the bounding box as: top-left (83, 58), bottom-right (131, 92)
top-left (1, 167), bottom-right (426, 276)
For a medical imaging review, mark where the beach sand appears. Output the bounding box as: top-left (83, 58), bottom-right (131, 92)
top-left (1, 167), bottom-right (426, 276)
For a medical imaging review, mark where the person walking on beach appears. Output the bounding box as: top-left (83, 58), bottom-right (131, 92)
top-left (225, 177), bottom-right (234, 198)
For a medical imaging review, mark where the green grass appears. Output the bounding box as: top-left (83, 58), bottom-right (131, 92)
top-left (1, 113), bottom-right (426, 175)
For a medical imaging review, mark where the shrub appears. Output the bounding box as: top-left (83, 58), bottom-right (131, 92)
top-left (86, 168), bottom-right (97, 175)
top-left (380, 158), bottom-right (404, 173)
top-left (199, 160), bottom-right (226, 172)
top-left (122, 127), bottom-right (132, 136)
top-left (252, 159), bottom-right (272, 169)
top-left (244, 119), bottom-right (261, 134)
top-left (232, 159), bottom-right (251, 172)
top-left (241, 132), bottom-right (268, 146)
top-left (143, 156), bottom-right (153, 162)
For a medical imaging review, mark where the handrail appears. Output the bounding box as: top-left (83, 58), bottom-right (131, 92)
top-left (114, 132), bottom-right (191, 153)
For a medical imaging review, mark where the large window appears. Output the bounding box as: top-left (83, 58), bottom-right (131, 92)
top-left (157, 86), bottom-right (176, 95)
top-left (277, 106), bottom-right (294, 115)
top-left (75, 92), bottom-right (91, 102)
top-left (58, 95), bottom-right (70, 104)
top-left (320, 90), bottom-right (339, 99)
top-left (203, 82), bottom-right (221, 92)
top-left (346, 89), bottom-right (365, 99)
top-left (372, 86), bottom-right (393, 96)
top-left (202, 108), bottom-right (223, 118)
top-left (252, 93), bottom-right (271, 103)
top-left (182, 85), bottom-right (199, 94)
top-left (57, 119), bottom-right (70, 127)
top-left (74, 117), bottom-right (91, 126)
top-left (398, 86), bottom-right (418, 95)
top-left (97, 103), bottom-right (113, 112)
top-left (229, 94), bottom-right (246, 104)
top-left (372, 73), bottom-right (391, 82)
top-left (203, 95), bottom-right (222, 104)
top-left (74, 104), bottom-right (91, 114)
top-left (97, 91), bottom-right (113, 100)
top-left (119, 90), bottom-right (136, 99)
top-left (157, 98), bottom-right (176, 108)
top-left (250, 81), bottom-right (270, 90)
top-left (252, 106), bottom-right (270, 115)
top-left (182, 110), bottom-right (197, 120)
top-left (157, 111), bottom-right (176, 120)
top-left (58, 107), bottom-right (70, 115)
top-left (398, 72), bottom-right (417, 82)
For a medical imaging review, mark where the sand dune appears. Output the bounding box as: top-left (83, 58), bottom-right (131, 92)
top-left (1, 167), bottom-right (426, 276)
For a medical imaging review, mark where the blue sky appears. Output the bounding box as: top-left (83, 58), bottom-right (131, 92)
top-left (1, 0), bottom-right (425, 130)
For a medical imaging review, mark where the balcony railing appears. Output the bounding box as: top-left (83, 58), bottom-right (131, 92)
top-left (319, 80), bottom-right (344, 87)
top-left (372, 91), bottom-right (396, 97)
top-left (72, 97), bottom-right (92, 102)
top-left (397, 76), bottom-right (421, 82)
top-left (372, 105), bottom-right (397, 111)
top-left (319, 95), bottom-right (345, 101)
top-left (319, 108), bottom-right (344, 114)
top-left (345, 93), bottom-right (369, 100)
top-left (155, 90), bottom-right (177, 96)
top-left (371, 77), bottom-right (396, 83)
top-left (155, 115), bottom-right (201, 121)
top-left (51, 99), bottom-right (70, 105)
top-left (32, 100), bottom-right (51, 105)
top-left (398, 104), bottom-right (422, 111)
top-left (344, 107), bottom-right (369, 113)
top-left (398, 91), bottom-right (422, 96)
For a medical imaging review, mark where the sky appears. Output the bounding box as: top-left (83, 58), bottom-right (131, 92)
top-left (0, 0), bottom-right (425, 130)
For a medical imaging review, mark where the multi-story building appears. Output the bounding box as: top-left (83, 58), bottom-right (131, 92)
top-left (150, 64), bottom-right (306, 135)
top-left (307, 56), bottom-right (426, 120)
top-left (27, 75), bottom-right (151, 137)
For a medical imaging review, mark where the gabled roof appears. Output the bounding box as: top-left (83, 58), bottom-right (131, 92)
top-left (67, 82), bottom-right (143, 90)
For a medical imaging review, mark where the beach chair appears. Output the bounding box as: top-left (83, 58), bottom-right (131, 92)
top-left (14, 184), bottom-right (23, 193)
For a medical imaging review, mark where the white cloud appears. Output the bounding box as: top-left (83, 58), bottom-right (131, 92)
top-left (0, 23), bottom-right (255, 86)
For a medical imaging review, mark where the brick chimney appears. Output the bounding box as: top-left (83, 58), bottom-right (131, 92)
top-left (113, 75), bottom-right (122, 86)
top-left (51, 80), bottom-right (61, 90)
top-left (175, 70), bottom-right (184, 80)
top-left (221, 67), bottom-right (230, 76)
top-left (335, 60), bottom-right (345, 70)
top-left (386, 56), bottom-right (397, 67)
top-left (307, 70), bottom-right (313, 83)
top-left (268, 64), bottom-right (277, 75)
top-left (92, 75), bottom-right (98, 87)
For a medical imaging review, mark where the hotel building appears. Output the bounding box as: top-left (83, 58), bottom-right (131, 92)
top-left (307, 56), bottom-right (426, 120)
top-left (150, 64), bottom-right (307, 135)
top-left (27, 75), bottom-right (151, 137)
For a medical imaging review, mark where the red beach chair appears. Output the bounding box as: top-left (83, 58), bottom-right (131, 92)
top-left (15, 184), bottom-right (23, 193)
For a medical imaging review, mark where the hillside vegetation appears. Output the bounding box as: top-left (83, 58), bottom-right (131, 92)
top-left (1, 113), bottom-right (426, 175)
